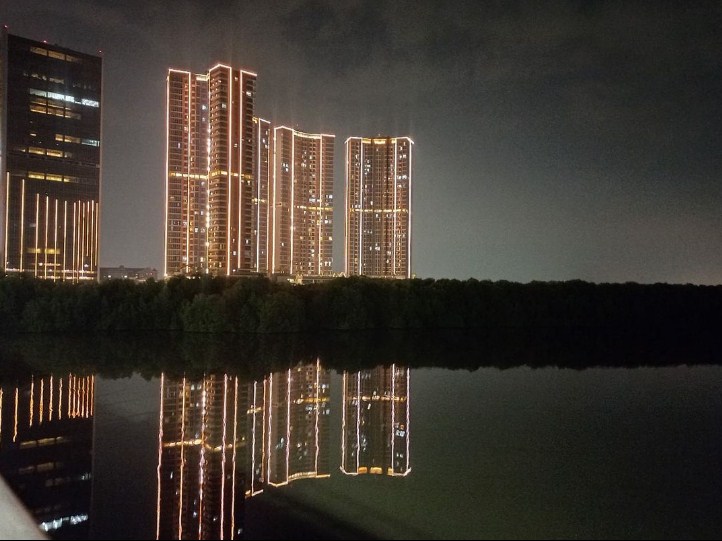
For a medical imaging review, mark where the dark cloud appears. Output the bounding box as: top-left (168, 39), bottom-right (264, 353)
top-left (281, 0), bottom-right (391, 73)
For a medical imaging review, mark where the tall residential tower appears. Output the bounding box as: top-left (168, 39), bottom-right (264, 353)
top-left (272, 127), bottom-right (334, 277)
top-left (164, 70), bottom-right (208, 275)
top-left (345, 136), bottom-right (413, 278)
top-left (1, 30), bottom-right (102, 280)
top-left (164, 64), bottom-right (257, 277)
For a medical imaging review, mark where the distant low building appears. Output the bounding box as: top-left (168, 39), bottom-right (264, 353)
top-left (99, 266), bottom-right (157, 282)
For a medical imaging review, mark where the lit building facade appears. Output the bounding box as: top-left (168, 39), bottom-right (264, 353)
top-left (252, 117), bottom-right (272, 275)
top-left (341, 365), bottom-right (411, 476)
top-left (164, 65), bottom-right (257, 277)
top-left (272, 127), bottom-right (334, 277)
top-left (207, 65), bottom-right (256, 275)
top-left (345, 137), bottom-right (413, 278)
top-left (0, 31), bottom-right (102, 280)
top-left (164, 70), bottom-right (208, 276)
top-left (0, 374), bottom-right (95, 536)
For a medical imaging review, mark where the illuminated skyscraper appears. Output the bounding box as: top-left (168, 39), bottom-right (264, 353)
top-left (164, 70), bottom-right (209, 276)
top-left (156, 374), bottom-right (244, 540)
top-left (0, 374), bottom-right (95, 536)
top-left (0, 30), bottom-right (102, 280)
top-left (207, 65), bottom-right (256, 275)
top-left (341, 365), bottom-right (411, 477)
top-left (164, 64), bottom-right (257, 277)
top-left (252, 117), bottom-right (272, 275)
top-left (266, 361), bottom-right (330, 486)
top-left (272, 127), bottom-right (334, 276)
top-left (345, 137), bottom-right (413, 278)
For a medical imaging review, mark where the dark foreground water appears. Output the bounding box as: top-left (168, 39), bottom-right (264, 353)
top-left (1, 335), bottom-right (722, 539)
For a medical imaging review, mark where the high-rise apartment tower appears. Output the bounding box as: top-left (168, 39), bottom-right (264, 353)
top-left (164, 64), bottom-right (256, 276)
top-left (345, 136), bottom-right (412, 278)
top-left (272, 127), bottom-right (334, 276)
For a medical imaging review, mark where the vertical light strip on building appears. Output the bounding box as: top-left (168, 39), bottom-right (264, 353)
top-left (256, 120), bottom-right (262, 270)
top-left (62, 201), bottom-right (67, 279)
top-left (43, 195), bottom-right (50, 279)
top-left (358, 142), bottom-right (364, 275)
top-left (186, 73), bottom-right (192, 271)
top-left (163, 74), bottom-right (170, 276)
top-left (53, 200), bottom-right (58, 279)
top-left (407, 140), bottom-right (413, 277)
top-left (318, 142), bottom-right (323, 275)
top-left (34, 194), bottom-right (39, 276)
top-left (237, 75), bottom-right (243, 274)
top-left (3, 173), bottom-right (9, 267)
top-left (344, 142), bottom-right (348, 276)
top-left (393, 141), bottom-right (398, 274)
top-left (271, 131), bottom-right (277, 273)
top-left (289, 134), bottom-right (295, 274)
top-left (19, 178), bottom-right (25, 272)
top-left (226, 67), bottom-right (232, 276)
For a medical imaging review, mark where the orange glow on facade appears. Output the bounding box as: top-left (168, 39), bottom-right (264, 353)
top-left (165, 65), bottom-right (259, 277)
top-left (272, 127), bottom-right (334, 276)
top-left (345, 136), bottom-right (413, 278)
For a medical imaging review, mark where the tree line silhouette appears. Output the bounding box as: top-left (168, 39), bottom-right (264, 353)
top-left (1, 274), bottom-right (721, 334)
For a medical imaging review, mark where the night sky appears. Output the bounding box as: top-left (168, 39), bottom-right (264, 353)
top-left (2, 1), bottom-right (721, 284)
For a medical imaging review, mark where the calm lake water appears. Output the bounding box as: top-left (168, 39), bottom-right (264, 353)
top-left (1, 335), bottom-right (721, 539)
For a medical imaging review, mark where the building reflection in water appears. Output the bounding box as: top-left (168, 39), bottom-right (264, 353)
top-left (266, 360), bottom-right (330, 487)
top-left (0, 374), bottom-right (95, 538)
top-left (155, 360), bottom-right (330, 540)
top-left (341, 365), bottom-right (411, 477)
top-left (156, 374), bottom-right (244, 540)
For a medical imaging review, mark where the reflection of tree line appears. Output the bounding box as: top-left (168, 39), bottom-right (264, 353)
top-left (3, 326), bottom-right (722, 385)
top-left (0, 374), bottom-right (94, 538)
top-left (156, 363), bottom-right (411, 540)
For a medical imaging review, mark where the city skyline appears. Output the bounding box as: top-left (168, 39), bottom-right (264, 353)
top-left (1, 2), bottom-right (721, 284)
